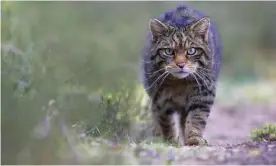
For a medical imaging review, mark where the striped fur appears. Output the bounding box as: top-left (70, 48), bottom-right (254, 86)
top-left (142, 5), bottom-right (222, 146)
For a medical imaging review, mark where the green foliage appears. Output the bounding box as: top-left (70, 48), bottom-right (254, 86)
top-left (249, 124), bottom-right (276, 142)
top-left (77, 87), bottom-right (144, 139)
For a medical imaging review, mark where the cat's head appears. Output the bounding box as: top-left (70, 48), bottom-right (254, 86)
top-left (149, 17), bottom-right (211, 79)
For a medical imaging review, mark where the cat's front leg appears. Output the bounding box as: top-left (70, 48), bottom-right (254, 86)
top-left (183, 91), bottom-right (215, 146)
top-left (152, 104), bottom-right (177, 144)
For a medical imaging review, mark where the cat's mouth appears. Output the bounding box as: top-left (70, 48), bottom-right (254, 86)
top-left (171, 70), bottom-right (190, 79)
top-left (166, 66), bottom-right (191, 79)
top-left (177, 70), bottom-right (186, 74)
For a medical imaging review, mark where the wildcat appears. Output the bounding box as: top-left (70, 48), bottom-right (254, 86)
top-left (141, 5), bottom-right (222, 146)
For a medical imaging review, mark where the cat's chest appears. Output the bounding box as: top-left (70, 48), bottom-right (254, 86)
top-left (153, 84), bottom-right (193, 110)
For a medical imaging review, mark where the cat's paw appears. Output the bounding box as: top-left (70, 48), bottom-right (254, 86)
top-left (163, 138), bottom-right (179, 147)
top-left (185, 136), bottom-right (208, 146)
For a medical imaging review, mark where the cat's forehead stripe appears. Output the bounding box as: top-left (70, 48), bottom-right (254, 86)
top-left (169, 30), bottom-right (189, 49)
top-left (171, 31), bottom-right (179, 48)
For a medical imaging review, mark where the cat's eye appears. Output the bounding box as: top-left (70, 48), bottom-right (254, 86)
top-left (159, 48), bottom-right (174, 58)
top-left (164, 48), bottom-right (174, 55)
top-left (187, 47), bottom-right (197, 56)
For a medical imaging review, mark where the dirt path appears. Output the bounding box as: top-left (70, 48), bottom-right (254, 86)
top-left (205, 104), bottom-right (276, 145)
top-left (134, 141), bottom-right (276, 165)
top-left (134, 104), bottom-right (276, 165)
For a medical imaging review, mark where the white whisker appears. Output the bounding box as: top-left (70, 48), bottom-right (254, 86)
top-left (197, 66), bottom-right (212, 72)
top-left (197, 69), bottom-right (214, 84)
top-left (154, 72), bottom-right (170, 94)
top-left (145, 71), bottom-right (168, 90)
top-left (194, 72), bottom-right (209, 89)
top-left (145, 68), bottom-right (165, 75)
top-left (144, 68), bottom-right (166, 81)
top-left (191, 73), bottom-right (202, 94)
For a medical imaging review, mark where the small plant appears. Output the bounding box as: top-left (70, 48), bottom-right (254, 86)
top-left (249, 123), bottom-right (276, 142)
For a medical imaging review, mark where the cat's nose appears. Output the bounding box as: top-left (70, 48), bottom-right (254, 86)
top-left (176, 63), bottom-right (185, 69)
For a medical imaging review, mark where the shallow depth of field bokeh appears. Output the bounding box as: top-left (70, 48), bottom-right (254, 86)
top-left (2, 1), bottom-right (276, 165)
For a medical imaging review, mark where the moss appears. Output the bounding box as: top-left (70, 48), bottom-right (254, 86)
top-left (249, 123), bottom-right (276, 142)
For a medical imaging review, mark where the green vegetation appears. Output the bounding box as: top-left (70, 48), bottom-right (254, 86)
top-left (249, 124), bottom-right (276, 142)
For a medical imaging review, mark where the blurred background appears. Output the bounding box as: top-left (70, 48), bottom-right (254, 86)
top-left (1, 1), bottom-right (276, 164)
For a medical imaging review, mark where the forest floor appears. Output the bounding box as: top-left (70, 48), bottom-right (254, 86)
top-left (113, 81), bottom-right (276, 165)
top-left (17, 81), bottom-right (276, 165)
top-left (72, 81), bottom-right (276, 165)
top-left (133, 104), bottom-right (276, 165)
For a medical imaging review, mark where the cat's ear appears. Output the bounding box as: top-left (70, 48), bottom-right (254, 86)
top-left (190, 17), bottom-right (210, 42)
top-left (149, 19), bottom-right (168, 39)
